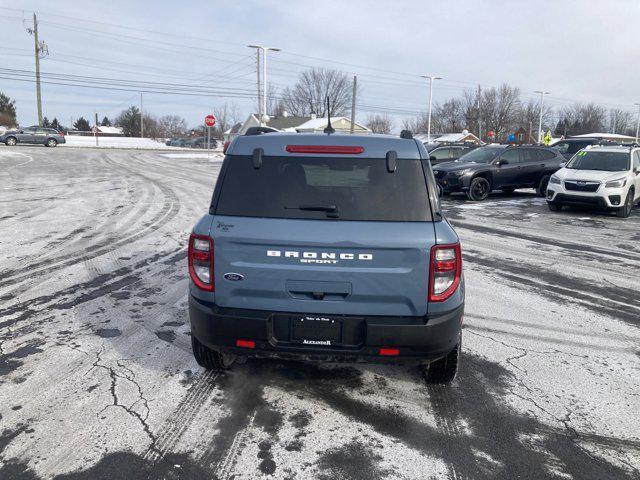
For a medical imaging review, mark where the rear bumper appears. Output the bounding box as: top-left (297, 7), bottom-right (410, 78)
top-left (189, 295), bottom-right (463, 363)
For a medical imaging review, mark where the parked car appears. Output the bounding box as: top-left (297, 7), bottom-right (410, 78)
top-left (546, 145), bottom-right (640, 218)
top-left (1, 126), bottom-right (66, 147)
top-left (550, 137), bottom-right (625, 160)
top-left (188, 132), bottom-right (464, 383)
top-left (432, 145), bottom-right (565, 200)
top-left (186, 137), bottom-right (218, 149)
top-left (429, 144), bottom-right (479, 165)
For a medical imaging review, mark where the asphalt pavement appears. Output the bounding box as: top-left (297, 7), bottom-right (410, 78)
top-left (1, 146), bottom-right (639, 479)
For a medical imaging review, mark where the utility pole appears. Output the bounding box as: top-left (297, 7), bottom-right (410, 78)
top-left (248, 45), bottom-right (280, 126)
top-left (350, 76), bottom-right (357, 134)
top-left (635, 103), bottom-right (640, 143)
top-left (476, 84), bottom-right (482, 142)
top-left (534, 90), bottom-right (550, 145)
top-left (140, 92), bottom-right (144, 138)
top-left (421, 75), bottom-right (442, 143)
top-left (27, 13), bottom-right (47, 126)
top-left (94, 112), bottom-right (99, 147)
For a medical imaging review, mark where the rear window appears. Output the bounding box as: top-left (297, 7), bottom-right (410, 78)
top-left (215, 156), bottom-right (432, 221)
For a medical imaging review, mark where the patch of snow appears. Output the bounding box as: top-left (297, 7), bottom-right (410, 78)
top-left (61, 136), bottom-right (221, 151)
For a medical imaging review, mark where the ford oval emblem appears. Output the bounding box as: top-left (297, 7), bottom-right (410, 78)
top-left (224, 273), bottom-right (244, 282)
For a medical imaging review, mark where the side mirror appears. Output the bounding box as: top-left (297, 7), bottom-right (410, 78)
top-left (429, 155), bottom-right (437, 162)
top-left (19, 130), bottom-right (24, 134)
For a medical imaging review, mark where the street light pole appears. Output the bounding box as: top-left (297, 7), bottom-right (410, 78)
top-left (421, 75), bottom-right (442, 143)
top-left (534, 90), bottom-right (550, 145)
top-left (248, 45), bottom-right (280, 125)
top-left (635, 103), bottom-right (640, 143)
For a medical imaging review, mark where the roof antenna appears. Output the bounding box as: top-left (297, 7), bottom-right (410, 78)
top-left (323, 96), bottom-right (335, 134)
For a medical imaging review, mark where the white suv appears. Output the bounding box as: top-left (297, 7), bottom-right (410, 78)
top-left (546, 145), bottom-right (640, 218)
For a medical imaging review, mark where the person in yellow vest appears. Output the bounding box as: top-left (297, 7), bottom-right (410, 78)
top-left (543, 130), bottom-right (552, 146)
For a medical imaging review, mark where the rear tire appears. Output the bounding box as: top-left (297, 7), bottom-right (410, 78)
top-left (466, 177), bottom-right (491, 201)
top-left (548, 202), bottom-right (563, 211)
top-left (616, 190), bottom-right (634, 218)
top-left (423, 341), bottom-right (460, 384)
top-left (191, 334), bottom-right (235, 370)
top-left (5, 137), bottom-right (17, 146)
top-left (46, 138), bottom-right (58, 147)
top-left (537, 175), bottom-right (550, 197)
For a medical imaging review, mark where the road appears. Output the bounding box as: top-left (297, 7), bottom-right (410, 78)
top-left (1, 146), bottom-right (639, 480)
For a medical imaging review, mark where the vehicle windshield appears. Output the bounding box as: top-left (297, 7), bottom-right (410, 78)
top-left (216, 156), bottom-right (432, 221)
top-left (456, 146), bottom-right (504, 164)
top-left (566, 151), bottom-right (630, 171)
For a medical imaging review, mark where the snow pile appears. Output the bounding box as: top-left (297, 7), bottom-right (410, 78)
top-left (61, 136), bottom-right (184, 150)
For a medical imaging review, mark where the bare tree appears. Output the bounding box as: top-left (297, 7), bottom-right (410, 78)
top-left (213, 102), bottom-right (241, 138)
top-left (608, 108), bottom-right (633, 135)
top-left (431, 98), bottom-right (467, 133)
top-left (518, 99), bottom-right (553, 135)
top-left (158, 115), bottom-right (187, 138)
top-left (556, 103), bottom-right (607, 136)
top-left (365, 113), bottom-right (393, 134)
top-left (280, 68), bottom-right (354, 117)
top-left (402, 113), bottom-right (428, 134)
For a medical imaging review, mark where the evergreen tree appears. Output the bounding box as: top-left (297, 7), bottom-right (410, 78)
top-left (42, 117), bottom-right (51, 128)
top-left (114, 106), bottom-right (141, 136)
top-left (51, 118), bottom-right (63, 131)
top-left (73, 117), bottom-right (91, 131)
top-left (101, 116), bottom-right (111, 127)
top-left (0, 92), bottom-right (17, 127)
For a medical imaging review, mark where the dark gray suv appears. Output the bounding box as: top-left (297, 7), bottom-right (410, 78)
top-left (1, 126), bottom-right (66, 147)
top-left (188, 132), bottom-right (465, 383)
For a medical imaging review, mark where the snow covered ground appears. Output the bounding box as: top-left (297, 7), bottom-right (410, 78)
top-left (60, 135), bottom-right (222, 151)
top-left (0, 147), bottom-right (638, 479)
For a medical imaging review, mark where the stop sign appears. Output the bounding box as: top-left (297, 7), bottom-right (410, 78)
top-left (204, 115), bottom-right (216, 127)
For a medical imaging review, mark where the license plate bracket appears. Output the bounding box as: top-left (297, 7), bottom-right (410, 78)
top-left (291, 316), bottom-right (342, 346)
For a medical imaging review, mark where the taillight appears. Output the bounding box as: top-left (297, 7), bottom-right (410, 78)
top-left (59, 131), bottom-right (65, 137)
top-left (285, 145), bottom-right (364, 154)
top-left (188, 234), bottom-right (214, 291)
top-left (428, 243), bottom-right (461, 302)
top-left (223, 140), bottom-right (230, 153)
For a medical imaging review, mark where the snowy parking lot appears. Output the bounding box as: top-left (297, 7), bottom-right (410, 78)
top-left (1, 146), bottom-right (639, 479)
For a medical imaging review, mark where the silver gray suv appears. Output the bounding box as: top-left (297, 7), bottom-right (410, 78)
top-left (1, 126), bottom-right (66, 147)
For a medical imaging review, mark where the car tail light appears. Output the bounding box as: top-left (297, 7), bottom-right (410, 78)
top-left (429, 243), bottom-right (462, 302)
top-left (59, 131), bottom-right (65, 137)
top-left (223, 140), bottom-right (230, 153)
top-left (188, 234), bottom-right (214, 291)
top-left (379, 347), bottom-right (400, 356)
top-left (285, 145), bottom-right (364, 154)
top-left (236, 339), bottom-right (255, 349)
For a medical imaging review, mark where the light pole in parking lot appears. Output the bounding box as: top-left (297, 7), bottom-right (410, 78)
top-left (634, 103), bottom-right (640, 143)
top-left (421, 75), bottom-right (442, 143)
top-left (248, 45), bottom-right (280, 126)
top-left (534, 90), bottom-right (550, 145)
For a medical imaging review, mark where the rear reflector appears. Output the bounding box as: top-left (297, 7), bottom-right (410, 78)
top-left (236, 339), bottom-right (255, 349)
top-left (379, 347), bottom-right (400, 356)
top-left (285, 145), bottom-right (364, 154)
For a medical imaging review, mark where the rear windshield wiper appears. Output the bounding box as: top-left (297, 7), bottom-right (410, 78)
top-left (285, 204), bottom-right (340, 218)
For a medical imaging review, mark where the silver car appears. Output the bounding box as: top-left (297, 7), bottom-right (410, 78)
top-left (1, 126), bottom-right (66, 147)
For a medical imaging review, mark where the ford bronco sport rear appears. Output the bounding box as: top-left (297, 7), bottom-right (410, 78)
top-left (188, 132), bottom-right (464, 383)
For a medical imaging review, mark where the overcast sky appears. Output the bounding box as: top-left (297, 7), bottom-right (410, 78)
top-left (1, 0), bottom-right (639, 130)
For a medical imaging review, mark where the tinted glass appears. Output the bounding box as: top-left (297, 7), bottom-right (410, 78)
top-left (633, 151), bottom-right (640, 169)
top-left (430, 148), bottom-right (450, 160)
top-left (566, 151), bottom-right (629, 172)
top-left (499, 149), bottom-right (520, 163)
top-left (216, 156), bottom-right (432, 221)
top-left (457, 146), bottom-right (504, 163)
top-left (521, 149), bottom-right (541, 162)
top-left (539, 150), bottom-right (557, 160)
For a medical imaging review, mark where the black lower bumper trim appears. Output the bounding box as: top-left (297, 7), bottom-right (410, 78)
top-left (189, 296), bottom-right (463, 362)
